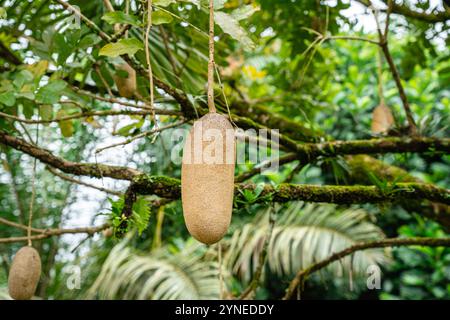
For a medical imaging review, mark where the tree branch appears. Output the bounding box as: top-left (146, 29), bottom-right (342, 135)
top-left (379, 39), bottom-right (417, 135)
top-left (292, 136), bottom-right (449, 163)
top-left (0, 108), bottom-right (179, 125)
top-left (95, 119), bottom-right (187, 154)
top-left (235, 153), bottom-right (298, 182)
top-left (46, 166), bottom-right (123, 196)
top-left (0, 223), bottom-right (110, 244)
top-left (283, 236), bottom-right (450, 300)
top-left (357, 0), bottom-right (450, 23)
top-left (0, 130), bottom-right (140, 180)
top-left (0, 40), bottom-right (22, 65)
top-left (128, 174), bottom-right (450, 206)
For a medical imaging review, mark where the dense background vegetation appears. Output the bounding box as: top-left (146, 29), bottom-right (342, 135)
top-left (0, 0), bottom-right (449, 300)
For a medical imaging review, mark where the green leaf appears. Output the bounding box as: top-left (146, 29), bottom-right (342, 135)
top-left (99, 38), bottom-right (143, 57)
top-left (22, 99), bottom-right (35, 119)
top-left (13, 70), bottom-right (34, 89)
top-left (35, 80), bottom-right (67, 104)
top-left (39, 104), bottom-right (53, 121)
top-left (214, 12), bottom-right (254, 50)
top-left (78, 34), bottom-right (101, 49)
top-left (117, 119), bottom-right (144, 137)
top-left (152, 11), bottom-right (173, 25)
top-left (54, 33), bottom-right (75, 65)
top-left (132, 197), bottom-right (151, 235)
top-left (102, 12), bottom-right (141, 26)
top-left (0, 92), bottom-right (16, 107)
top-left (0, 7), bottom-right (6, 19)
top-left (56, 109), bottom-right (74, 138)
top-left (26, 60), bottom-right (49, 80)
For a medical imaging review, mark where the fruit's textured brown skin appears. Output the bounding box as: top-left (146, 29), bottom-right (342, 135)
top-left (114, 63), bottom-right (136, 98)
top-left (102, 227), bottom-right (113, 238)
top-left (182, 113), bottom-right (235, 244)
top-left (8, 246), bottom-right (41, 300)
top-left (371, 103), bottom-right (394, 134)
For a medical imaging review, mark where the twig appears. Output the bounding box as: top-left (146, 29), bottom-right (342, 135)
top-left (355, 0), bottom-right (450, 24)
top-left (207, 0), bottom-right (216, 113)
top-left (325, 35), bottom-right (380, 46)
top-left (0, 109), bottom-right (178, 124)
top-left (0, 224), bottom-right (110, 244)
top-left (72, 87), bottom-right (180, 113)
top-left (145, 0), bottom-right (157, 127)
top-left (27, 123), bottom-right (39, 246)
top-left (95, 119), bottom-right (186, 153)
top-left (235, 153), bottom-right (298, 183)
top-left (102, 0), bottom-right (115, 12)
top-left (0, 218), bottom-right (43, 234)
top-left (377, 46), bottom-right (385, 105)
top-left (53, 0), bottom-right (112, 42)
top-left (372, 3), bottom-right (417, 135)
top-left (46, 166), bottom-right (123, 196)
top-left (159, 26), bottom-right (181, 86)
top-left (110, 24), bottom-right (132, 42)
top-left (384, 0), bottom-right (393, 37)
top-left (95, 64), bottom-right (114, 97)
top-left (283, 237), bottom-right (450, 300)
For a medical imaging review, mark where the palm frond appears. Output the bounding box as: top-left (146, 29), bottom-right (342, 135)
top-left (226, 202), bottom-right (390, 282)
top-left (86, 240), bottom-right (221, 300)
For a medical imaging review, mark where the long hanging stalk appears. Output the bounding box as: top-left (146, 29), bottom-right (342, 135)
top-left (145, 0), bottom-right (157, 127)
top-left (377, 47), bottom-right (385, 106)
top-left (207, 0), bottom-right (216, 113)
top-left (27, 124), bottom-right (39, 246)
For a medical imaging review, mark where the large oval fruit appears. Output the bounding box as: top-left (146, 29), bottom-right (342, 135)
top-left (113, 63), bottom-right (136, 98)
top-left (181, 112), bottom-right (236, 244)
top-left (8, 246), bottom-right (41, 300)
top-left (371, 103), bottom-right (394, 134)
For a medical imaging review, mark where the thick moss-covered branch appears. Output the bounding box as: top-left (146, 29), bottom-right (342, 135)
top-left (242, 182), bottom-right (450, 205)
top-left (283, 237), bottom-right (450, 300)
top-left (234, 137), bottom-right (449, 182)
top-left (294, 137), bottom-right (449, 163)
top-left (128, 174), bottom-right (449, 206)
top-left (0, 130), bottom-right (140, 180)
top-left (347, 154), bottom-right (450, 230)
